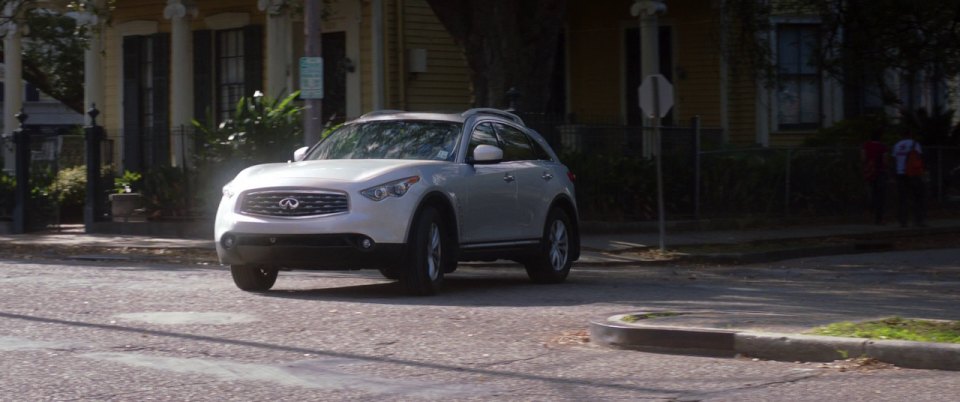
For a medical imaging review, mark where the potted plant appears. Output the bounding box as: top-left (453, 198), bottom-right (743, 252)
top-left (109, 170), bottom-right (145, 222)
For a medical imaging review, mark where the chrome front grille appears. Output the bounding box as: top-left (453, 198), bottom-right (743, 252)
top-left (239, 190), bottom-right (349, 217)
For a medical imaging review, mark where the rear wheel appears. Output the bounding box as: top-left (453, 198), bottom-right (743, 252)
top-left (525, 208), bottom-right (572, 284)
top-left (400, 206), bottom-right (449, 295)
top-left (230, 264), bottom-right (278, 291)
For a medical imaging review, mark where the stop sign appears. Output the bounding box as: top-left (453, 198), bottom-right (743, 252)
top-left (638, 74), bottom-right (674, 118)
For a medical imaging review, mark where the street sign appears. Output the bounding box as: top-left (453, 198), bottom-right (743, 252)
top-left (299, 57), bottom-right (324, 99)
top-left (638, 74), bottom-right (674, 118)
top-left (637, 74), bottom-right (674, 252)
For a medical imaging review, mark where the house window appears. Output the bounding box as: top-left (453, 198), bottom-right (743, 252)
top-left (194, 25), bottom-right (262, 126)
top-left (140, 36), bottom-right (156, 130)
top-left (777, 24), bottom-right (820, 130)
top-left (216, 29), bottom-right (245, 122)
top-left (122, 33), bottom-right (170, 172)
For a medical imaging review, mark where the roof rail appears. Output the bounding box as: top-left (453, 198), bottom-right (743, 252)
top-left (462, 108), bottom-right (524, 125)
top-left (359, 109), bottom-right (407, 119)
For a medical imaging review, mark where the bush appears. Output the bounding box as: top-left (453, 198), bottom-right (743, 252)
top-left (0, 170), bottom-right (13, 219)
top-left (142, 166), bottom-right (195, 218)
top-left (699, 149), bottom-right (788, 218)
top-left (193, 91), bottom-right (304, 167)
top-left (802, 114), bottom-right (893, 147)
top-left (51, 165), bottom-right (86, 217)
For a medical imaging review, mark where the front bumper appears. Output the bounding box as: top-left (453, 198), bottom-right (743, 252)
top-left (216, 232), bottom-right (405, 269)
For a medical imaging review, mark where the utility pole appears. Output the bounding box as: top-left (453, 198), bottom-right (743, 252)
top-left (303, 0), bottom-right (323, 145)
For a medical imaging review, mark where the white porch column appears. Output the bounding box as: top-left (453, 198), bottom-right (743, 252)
top-left (371, 0), bottom-right (385, 110)
top-left (165, 0), bottom-right (197, 167)
top-left (259, 0), bottom-right (293, 98)
top-left (633, 0), bottom-right (666, 78)
top-left (2, 4), bottom-right (23, 172)
top-left (80, 3), bottom-right (105, 127)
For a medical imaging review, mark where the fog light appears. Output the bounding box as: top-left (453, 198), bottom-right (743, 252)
top-left (221, 234), bottom-right (236, 249)
top-left (360, 238), bottom-right (374, 249)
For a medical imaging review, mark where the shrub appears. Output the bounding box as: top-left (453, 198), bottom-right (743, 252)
top-left (0, 170), bottom-right (13, 219)
top-left (802, 114), bottom-right (893, 147)
top-left (113, 170), bottom-right (142, 194)
top-left (192, 90), bottom-right (304, 167)
top-left (142, 166), bottom-right (195, 218)
top-left (51, 165), bottom-right (86, 213)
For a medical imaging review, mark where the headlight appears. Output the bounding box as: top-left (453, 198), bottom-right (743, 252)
top-left (222, 181), bottom-right (237, 198)
top-left (361, 176), bottom-right (421, 202)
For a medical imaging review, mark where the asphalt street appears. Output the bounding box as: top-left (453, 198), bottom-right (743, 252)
top-left (1, 248), bottom-right (959, 401)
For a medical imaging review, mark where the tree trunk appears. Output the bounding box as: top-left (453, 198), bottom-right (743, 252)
top-left (426, 0), bottom-right (567, 113)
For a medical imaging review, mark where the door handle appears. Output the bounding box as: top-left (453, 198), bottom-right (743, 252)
top-left (542, 172), bottom-right (554, 181)
top-left (503, 174), bottom-right (515, 183)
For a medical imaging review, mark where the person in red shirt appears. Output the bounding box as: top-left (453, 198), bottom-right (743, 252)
top-left (861, 129), bottom-right (888, 225)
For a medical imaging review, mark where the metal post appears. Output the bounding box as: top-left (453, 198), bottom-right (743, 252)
top-left (84, 105), bottom-right (104, 230)
top-left (693, 115), bottom-right (701, 220)
top-left (12, 110), bottom-right (29, 234)
top-left (937, 147), bottom-right (943, 203)
top-left (303, 0), bottom-right (323, 146)
top-left (653, 79), bottom-right (665, 252)
top-left (784, 149), bottom-right (792, 217)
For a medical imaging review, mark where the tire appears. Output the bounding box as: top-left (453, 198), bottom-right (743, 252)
top-left (525, 208), bottom-right (573, 284)
top-left (230, 264), bottom-right (279, 291)
top-left (400, 206), bottom-right (449, 295)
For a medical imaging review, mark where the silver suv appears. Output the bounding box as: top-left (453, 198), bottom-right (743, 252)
top-left (215, 108), bottom-right (580, 295)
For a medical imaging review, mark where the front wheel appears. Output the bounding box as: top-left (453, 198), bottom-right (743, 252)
top-left (400, 206), bottom-right (449, 295)
top-left (230, 264), bottom-right (278, 291)
top-left (525, 208), bottom-right (573, 284)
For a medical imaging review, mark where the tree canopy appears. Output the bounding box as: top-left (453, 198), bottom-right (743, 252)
top-left (0, 0), bottom-right (104, 114)
top-left (425, 0), bottom-right (567, 113)
top-left (727, 0), bottom-right (960, 105)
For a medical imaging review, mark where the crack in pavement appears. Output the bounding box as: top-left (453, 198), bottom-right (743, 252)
top-left (669, 369), bottom-right (823, 401)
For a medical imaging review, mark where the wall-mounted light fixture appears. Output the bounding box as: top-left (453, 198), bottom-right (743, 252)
top-left (408, 48), bottom-right (428, 74)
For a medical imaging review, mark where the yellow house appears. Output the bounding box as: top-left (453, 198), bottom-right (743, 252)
top-left (564, 0), bottom-right (850, 148)
top-left (59, 0), bottom-right (953, 173)
top-left (86, 0), bottom-right (471, 172)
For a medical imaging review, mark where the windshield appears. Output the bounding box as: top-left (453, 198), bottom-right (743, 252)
top-left (306, 120), bottom-right (463, 161)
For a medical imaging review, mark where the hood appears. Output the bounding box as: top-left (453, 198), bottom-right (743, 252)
top-left (234, 159), bottom-right (443, 186)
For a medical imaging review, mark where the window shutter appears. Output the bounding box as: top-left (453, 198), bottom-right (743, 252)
top-left (122, 36), bottom-right (143, 173)
top-left (193, 30), bottom-right (212, 126)
top-left (152, 32), bottom-right (171, 167)
top-left (243, 25), bottom-right (263, 97)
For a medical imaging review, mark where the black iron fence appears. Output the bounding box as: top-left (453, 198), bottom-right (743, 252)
top-left (0, 134), bottom-right (12, 222)
top-left (517, 112), bottom-right (960, 222)
top-left (0, 126), bottom-right (112, 231)
top-left (67, 121), bottom-right (960, 225)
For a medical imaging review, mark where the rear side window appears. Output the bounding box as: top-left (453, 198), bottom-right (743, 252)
top-left (528, 135), bottom-right (552, 161)
top-left (495, 123), bottom-right (536, 162)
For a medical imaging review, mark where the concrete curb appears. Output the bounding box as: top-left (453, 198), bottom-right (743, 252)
top-left (590, 315), bottom-right (960, 371)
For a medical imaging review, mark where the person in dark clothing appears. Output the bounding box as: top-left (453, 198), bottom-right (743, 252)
top-left (861, 129), bottom-right (888, 225)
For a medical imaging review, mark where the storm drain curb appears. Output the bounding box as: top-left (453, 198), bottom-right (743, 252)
top-left (590, 320), bottom-right (960, 371)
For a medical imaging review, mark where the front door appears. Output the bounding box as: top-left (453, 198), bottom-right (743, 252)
top-left (457, 123), bottom-right (519, 244)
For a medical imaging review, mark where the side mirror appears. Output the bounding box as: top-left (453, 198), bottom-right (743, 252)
top-left (292, 146), bottom-right (309, 162)
top-left (470, 144), bottom-right (503, 165)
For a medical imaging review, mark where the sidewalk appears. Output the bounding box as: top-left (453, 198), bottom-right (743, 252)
top-left (2, 218), bottom-right (960, 370)
top-left (3, 218), bottom-right (959, 263)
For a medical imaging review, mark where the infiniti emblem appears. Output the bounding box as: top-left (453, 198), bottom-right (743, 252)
top-left (278, 197), bottom-right (300, 210)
